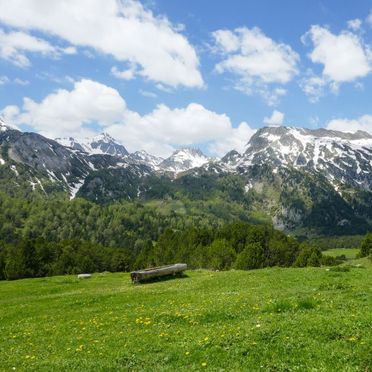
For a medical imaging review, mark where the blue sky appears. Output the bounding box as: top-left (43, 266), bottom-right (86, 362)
top-left (1, 0), bottom-right (372, 157)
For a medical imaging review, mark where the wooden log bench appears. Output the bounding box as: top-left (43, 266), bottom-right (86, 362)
top-left (130, 263), bottom-right (187, 283)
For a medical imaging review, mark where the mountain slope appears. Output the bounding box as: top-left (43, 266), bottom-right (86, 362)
top-left (56, 133), bottom-right (129, 157)
top-left (128, 150), bottom-right (164, 170)
top-left (3, 121), bottom-right (372, 236)
top-left (219, 126), bottom-right (372, 191)
top-left (159, 148), bottom-right (211, 174)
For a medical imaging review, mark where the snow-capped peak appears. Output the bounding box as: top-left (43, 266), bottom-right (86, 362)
top-left (159, 147), bottom-right (211, 174)
top-left (55, 132), bottom-right (128, 157)
top-left (220, 126), bottom-right (372, 190)
top-left (0, 117), bottom-right (17, 132)
top-left (129, 150), bottom-right (164, 170)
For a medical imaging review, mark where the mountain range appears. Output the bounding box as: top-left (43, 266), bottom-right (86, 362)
top-left (2, 118), bottom-right (372, 236)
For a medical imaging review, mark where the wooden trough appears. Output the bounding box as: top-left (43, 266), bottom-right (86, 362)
top-left (130, 263), bottom-right (187, 283)
top-left (77, 273), bottom-right (91, 279)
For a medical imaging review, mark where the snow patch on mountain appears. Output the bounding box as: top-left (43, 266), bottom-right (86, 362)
top-left (0, 117), bottom-right (18, 132)
top-left (129, 150), bottom-right (164, 170)
top-left (159, 148), bottom-right (211, 174)
top-left (220, 126), bottom-right (372, 190)
top-left (69, 179), bottom-right (85, 200)
top-left (55, 133), bottom-right (129, 157)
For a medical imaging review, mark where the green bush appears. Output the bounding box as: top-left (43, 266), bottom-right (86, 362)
top-left (294, 244), bottom-right (322, 267)
top-left (207, 239), bottom-right (236, 270)
top-left (360, 233), bottom-right (372, 257)
top-left (234, 242), bottom-right (265, 270)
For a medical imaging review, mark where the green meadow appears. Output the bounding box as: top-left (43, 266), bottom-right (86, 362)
top-left (0, 264), bottom-right (371, 371)
top-left (323, 248), bottom-right (360, 260)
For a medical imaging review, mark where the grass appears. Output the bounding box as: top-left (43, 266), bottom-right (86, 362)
top-left (323, 248), bottom-right (360, 259)
top-left (0, 267), bottom-right (371, 371)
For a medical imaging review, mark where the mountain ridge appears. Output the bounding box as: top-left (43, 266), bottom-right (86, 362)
top-left (2, 120), bottom-right (372, 236)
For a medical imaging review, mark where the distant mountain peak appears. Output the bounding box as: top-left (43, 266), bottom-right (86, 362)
top-left (218, 125), bottom-right (372, 191)
top-left (55, 132), bottom-right (128, 157)
top-left (92, 132), bottom-right (116, 142)
top-left (0, 117), bottom-right (17, 132)
top-left (159, 147), bottom-right (210, 174)
top-left (173, 147), bottom-right (205, 156)
top-left (129, 150), bottom-right (164, 170)
top-left (255, 125), bottom-right (372, 141)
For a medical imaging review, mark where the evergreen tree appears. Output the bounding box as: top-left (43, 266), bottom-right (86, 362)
top-left (235, 242), bottom-right (265, 270)
top-left (207, 239), bottom-right (236, 270)
top-left (360, 232), bottom-right (372, 257)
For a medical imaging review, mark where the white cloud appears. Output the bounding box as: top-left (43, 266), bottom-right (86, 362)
top-left (263, 110), bottom-right (284, 126)
top-left (0, 0), bottom-right (203, 88)
top-left (0, 76), bottom-right (10, 85)
top-left (109, 103), bottom-right (248, 157)
top-left (212, 27), bottom-right (299, 105)
top-left (0, 29), bottom-right (61, 67)
top-left (0, 105), bottom-right (21, 129)
top-left (208, 121), bottom-right (255, 156)
top-left (139, 89), bottom-right (157, 98)
top-left (301, 25), bottom-right (372, 99)
top-left (347, 19), bottom-right (362, 31)
top-left (326, 115), bottom-right (372, 134)
top-left (299, 70), bottom-right (327, 103)
top-left (111, 65), bottom-right (137, 81)
top-left (1, 78), bottom-right (253, 157)
top-left (14, 78), bottom-right (30, 86)
top-left (2, 79), bottom-right (127, 138)
top-left (0, 76), bottom-right (30, 86)
top-left (367, 11), bottom-right (372, 27)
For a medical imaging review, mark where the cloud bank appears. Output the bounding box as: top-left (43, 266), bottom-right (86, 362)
top-left (0, 0), bottom-right (203, 88)
top-left (1, 79), bottom-right (254, 157)
top-left (212, 27), bottom-right (299, 105)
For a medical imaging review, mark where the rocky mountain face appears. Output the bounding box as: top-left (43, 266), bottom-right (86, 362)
top-left (3, 121), bottom-right (372, 236)
top-left (55, 133), bottom-right (129, 157)
top-left (159, 148), bottom-right (211, 174)
top-left (55, 134), bottom-right (209, 173)
top-left (218, 126), bottom-right (372, 191)
top-left (0, 123), bottom-right (210, 198)
top-left (128, 150), bottom-right (164, 171)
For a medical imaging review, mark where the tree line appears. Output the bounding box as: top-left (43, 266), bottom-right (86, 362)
top-left (0, 222), bottom-right (341, 280)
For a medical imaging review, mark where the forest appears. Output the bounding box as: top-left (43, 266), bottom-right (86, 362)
top-left (0, 190), bottom-right (371, 280)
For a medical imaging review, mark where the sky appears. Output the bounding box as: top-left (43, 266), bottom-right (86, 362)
top-left (1, 0), bottom-right (372, 157)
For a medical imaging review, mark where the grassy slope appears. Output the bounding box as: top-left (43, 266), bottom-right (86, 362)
top-left (0, 268), bottom-right (371, 371)
top-left (323, 248), bottom-right (360, 259)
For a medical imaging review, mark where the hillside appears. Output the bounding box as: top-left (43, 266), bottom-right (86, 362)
top-left (2, 123), bottom-right (372, 236)
top-left (0, 267), bottom-right (370, 371)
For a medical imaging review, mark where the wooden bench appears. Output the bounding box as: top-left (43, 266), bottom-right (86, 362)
top-left (130, 263), bottom-right (187, 283)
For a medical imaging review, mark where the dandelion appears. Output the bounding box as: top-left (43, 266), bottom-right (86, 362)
top-left (204, 336), bottom-right (209, 341)
top-left (201, 362), bottom-right (207, 367)
top-left (185, 351), bottom-right (190, 356)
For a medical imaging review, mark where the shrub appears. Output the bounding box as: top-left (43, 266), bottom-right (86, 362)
top-left (320, 255), bottom-right (340, 266)
top-left (294, 244), bottom-right (322, 267)
top-left (360, 233), bottom-right (372, 257)
top-left (234, 242), bottom-right (265, 270)
top-left (207, 239), bottom-right (236, 270)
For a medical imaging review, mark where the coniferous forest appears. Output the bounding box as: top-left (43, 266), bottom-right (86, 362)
top-left (2, 188), bottom-right (369, 280)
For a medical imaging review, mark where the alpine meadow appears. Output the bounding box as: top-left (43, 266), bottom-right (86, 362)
top-left (0, 1), bottom-right (372, 371)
